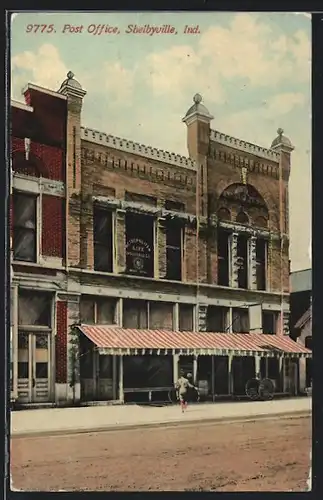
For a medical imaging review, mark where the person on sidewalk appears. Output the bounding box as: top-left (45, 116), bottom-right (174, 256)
top-left (175, 370), bottom-right (197, 413)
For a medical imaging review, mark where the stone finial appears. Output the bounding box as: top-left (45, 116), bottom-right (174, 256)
top-left (67, 71), bottom-right (75, 80)
top-left (193, 93), bottom-right (203, 104)
top-left (277, 128), bottom-right (284, 137)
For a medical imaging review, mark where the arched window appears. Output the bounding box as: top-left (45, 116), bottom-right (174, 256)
top-left (217, 207), bottom-right (231, 222)
top-left (255, 216), bottom-right (268, 228)
top-left (236, 211), bottom-right (249, 225)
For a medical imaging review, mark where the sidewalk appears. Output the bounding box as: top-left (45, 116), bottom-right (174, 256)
top-left (11, 397), bottom-right (311, 438)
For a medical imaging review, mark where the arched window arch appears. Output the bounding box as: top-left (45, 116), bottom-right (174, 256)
top-left (236, 211), bottom-right (249, 225)
top-left (255, 216), bottom-right (268, 228)
top-left (217, 207), bottom-right (231, 222)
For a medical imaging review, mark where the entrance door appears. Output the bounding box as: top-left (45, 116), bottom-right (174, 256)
top-left (17, 332), bottom-right (51, 403)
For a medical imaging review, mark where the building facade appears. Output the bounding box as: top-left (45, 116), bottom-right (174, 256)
top-left (290, 268), bottom-right (312, 391)
top-left (10, 73), bottom-right (311, 407)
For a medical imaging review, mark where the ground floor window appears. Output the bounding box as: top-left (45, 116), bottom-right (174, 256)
top-left (123, 355), bottom-right (173, 389)
top-left (232, 308), bottom-right (249, 333)
top-left (179, 304), bottom-right (194, 331)
top-left (80, 296), bottom-right (117, 324)
top-left (123, 299), bottom-right (148, 329)
top-left (206, 306), bottom-right (228, 332)
top-left (149, 301), bottom-right (173, 330)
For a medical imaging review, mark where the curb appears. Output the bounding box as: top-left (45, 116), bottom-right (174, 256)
top-left (11, 410), bottom-right (310, 439)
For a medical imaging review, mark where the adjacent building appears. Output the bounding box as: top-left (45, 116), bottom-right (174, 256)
top-left (290, 268), bottom-right (312, 391)
top-left (10, 72), bottom-right (311, 407)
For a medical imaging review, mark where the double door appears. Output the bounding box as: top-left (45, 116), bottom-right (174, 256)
top-left (17, 331), bottom-right (51, 403)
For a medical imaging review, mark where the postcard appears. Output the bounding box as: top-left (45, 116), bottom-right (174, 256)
top-left (9, 10), bottom-right (312, 492)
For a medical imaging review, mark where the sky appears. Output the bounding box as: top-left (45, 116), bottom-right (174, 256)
top-left (10, 11), bottom-right (311, 272)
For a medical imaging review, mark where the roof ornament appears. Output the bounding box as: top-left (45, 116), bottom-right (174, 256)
top-left (67, 71), bottom-right (75, 80)
top-left (193, 93), bottom-right (202, 104)
top-left (277, 127), bottom-right (284, 138)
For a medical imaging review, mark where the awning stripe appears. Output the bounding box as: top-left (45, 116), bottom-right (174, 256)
top-left (78, 325), bottom-right (312, 357)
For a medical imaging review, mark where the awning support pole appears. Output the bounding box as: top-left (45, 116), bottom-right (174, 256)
top-left (112, 355), bottom-right (117, 400)
top-left (173, 354), bottom-right (179, 384)
top-left (228, 354), bottom-right (233, 395)
top-left (119, 355), bottom-right (124, 403)
top-left (193, 355), bottom-right (198, 384)
top-left (278, 356), bottom-right (283, 392)
top-left (211, 355), bottom-right (215, 402)
top-left (255, 356), bottom-right (261, 378)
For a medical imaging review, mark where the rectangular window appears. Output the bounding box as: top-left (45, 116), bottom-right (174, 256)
top-left (125, 213), bottom-right (154, 277)
top-left (149, 301), bottom-right (173, 330)
top-left (13, 192), bottom-right (37, 262)
top-left (232, 308), bottom-right (249, 333)
top-left (165, 220), bottom-right (182, 281)
top-left (218, 229), bottom-right (230, 286)
top-left (80, 297), bottom-right (116, 325)
top-left (123, 299), bottom-right (148, 329)
top-left (207, 306), bottom-right (228, 332)
top-left (96, 298), bottom-right (116, 324)
top-left (18, 290), bottom-right (52, 327)
top-left (93, 205), bottom-right (113, 272)
top-left (179, 304), bottom-right (194, 331)
top-left (237, 234), bottom-right (249, 289)
top-left (262, 311), bottom-right (277, 334)
top-left (256, 239), bottom-right (267, 290)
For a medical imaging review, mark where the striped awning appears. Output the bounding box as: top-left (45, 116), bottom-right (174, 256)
top-left (78, 325), bottom-right (312, 358)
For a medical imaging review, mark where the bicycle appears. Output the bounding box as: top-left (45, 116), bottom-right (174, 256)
top-left (245, 377), bottom-right (275, 401)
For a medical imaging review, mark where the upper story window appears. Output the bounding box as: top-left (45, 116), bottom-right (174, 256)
top-left (93, 205), bottom-right (113, 272)
top-left (165, 220), bottom-right (182, 281)
top-left (217, 228), bottom-right (230, 286)
top-left (13, 192), bottom-right (37, 262)
top-left (236, 211), bottom-right (249, 225)
top-left (237, 234), bottom-right (249, 289)
top-left (125, 212), bottom-right (154, 277)
top-left (256, 239), bottom-right (267, 290)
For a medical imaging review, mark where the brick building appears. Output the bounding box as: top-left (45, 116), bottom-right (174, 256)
top-left (290, 268), bottom-right (312, 392)
top-left (10, 72), bottom-right (311, 407)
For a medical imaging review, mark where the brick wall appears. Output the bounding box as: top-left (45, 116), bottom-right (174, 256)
top-left (30, 142), bottom-right (64, 181)
top-left (207, 141), bottom-right (290, 293)
top-left (42, 195), bottom-right (64, 257)
top-left (56, 301), bottom-right (67, 383)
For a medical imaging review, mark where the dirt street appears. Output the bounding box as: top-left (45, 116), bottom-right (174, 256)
top-left (11, 415), bottom-right (311, 492)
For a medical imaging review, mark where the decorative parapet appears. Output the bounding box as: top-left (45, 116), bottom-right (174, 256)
top-left (81, 127), bottom-right (197, 170)
top-left (210, 129), bottom-right (280, 162)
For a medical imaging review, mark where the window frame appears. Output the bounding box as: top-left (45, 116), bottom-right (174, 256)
top-left (93, 204), bottom-right (114, 273)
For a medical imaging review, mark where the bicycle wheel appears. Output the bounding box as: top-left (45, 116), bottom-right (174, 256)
top-left (259, 378), bottom-right (275, 400)
top-left (245, 378), bottom-right (260, 400)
